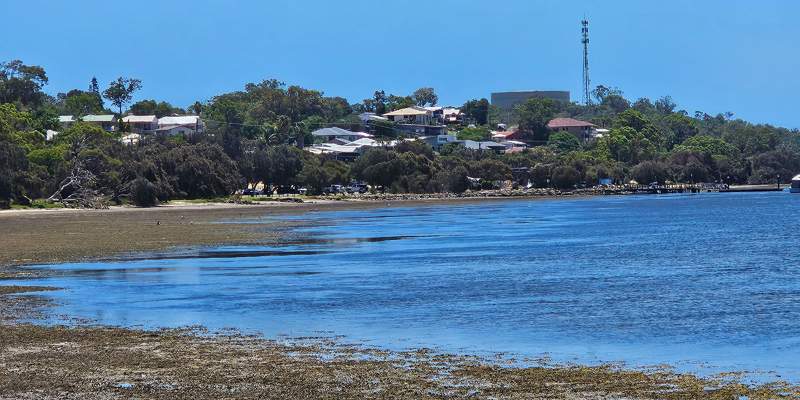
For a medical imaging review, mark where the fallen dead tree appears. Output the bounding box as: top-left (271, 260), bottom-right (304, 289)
top-left (46, 137), bottom-right (109, 209)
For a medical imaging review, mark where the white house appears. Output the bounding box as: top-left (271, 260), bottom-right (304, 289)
top-left (156, 125), bottom-right (196, 136)
top-left (122, 115), bottom-right (158, 134)
top-left (383, 106), bottom-right (433, 125)
top-left (158, 115), bottom-right (204, 134)
top-left (312, 127), bottom-right (373, 143)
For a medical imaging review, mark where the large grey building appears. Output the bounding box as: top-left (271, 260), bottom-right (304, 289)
top-left (491, 91), bottom-right (570, 122)
top-left (491, 91), bottom-right (570, 109)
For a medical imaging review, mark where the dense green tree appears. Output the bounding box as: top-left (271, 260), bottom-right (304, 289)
top-left (675, 135), bottom-right (739, 158)
top-left (515, 97), bottom-right (556, 143)
top-left (0, 139), bottom-right (30, 207)
top-left (89, 77), bottom-right (100, 95)
top-left (103, 77), bottom-right (142, 117)
top-left (461, 98), bottom-right (490, 125)
top-left (661, 113), bottom-right (699, 149)
top-left (156, 143), bottom-right (241, 198)
top-left (456, 127), bottom-right (490, 141)
top-left (550, 166), bottom-right (581, 189)
top-left (63, 90), bottom-right (105, 117)
top-left (412, 87), bottom-right (438, 107)
top-left (130, 99), bottom-right (182, 117)
top-left (0, 60), bottom-right (49, 108)
top-left (548, 131), bottom-right (581, 153)
top-left (631, 160), bottom-right (669, 184)
top-left (471, 159), bottom-right (511, 182)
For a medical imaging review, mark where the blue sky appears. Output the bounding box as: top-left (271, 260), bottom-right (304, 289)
top-left (2, 0), bottom-right (799, 128)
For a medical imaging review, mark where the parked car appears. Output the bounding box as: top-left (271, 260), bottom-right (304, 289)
top-left (241, 188), bottom-right (263, 196)
top-left (323, 184), bottom-right (344, 195)
top-left (346, 183), bottom-right (368, 193)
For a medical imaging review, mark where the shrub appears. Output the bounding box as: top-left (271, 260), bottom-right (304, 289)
top-left (550, 166), bottom-right (581, 189)
top-left (631, 161), bottom-right (669, 184)
top-left (130, 177), bottom-right (159, 207)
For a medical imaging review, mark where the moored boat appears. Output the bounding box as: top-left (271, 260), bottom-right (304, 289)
top-left (791, 174), bottom-right (800, 193)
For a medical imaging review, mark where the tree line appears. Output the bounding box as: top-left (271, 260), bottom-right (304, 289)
top-left (1, 59), bottom-right (799, 208)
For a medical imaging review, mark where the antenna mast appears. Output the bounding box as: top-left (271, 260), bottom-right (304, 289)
top-left (581, 18), bottom-right (591, 106)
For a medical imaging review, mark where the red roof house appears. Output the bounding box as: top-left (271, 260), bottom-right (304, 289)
top-left (546, 118), bottom-right (596, 141)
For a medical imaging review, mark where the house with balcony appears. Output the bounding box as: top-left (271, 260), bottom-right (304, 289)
top-left (158, 115), bottom-right (205, 135)
top-left (546, 118), bottom-right (596, 142)
top-left (384, 106), bottom-right (433, 125)
top-left (383, 106), bottom-right (448, 136)
top-left (122, 115), bottom-right (158, 134)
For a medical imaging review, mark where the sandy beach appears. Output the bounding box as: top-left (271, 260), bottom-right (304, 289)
top-left (1, 199), bottom-right (798, 399)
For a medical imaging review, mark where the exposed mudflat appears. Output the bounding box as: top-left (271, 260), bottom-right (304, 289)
top-left (1, 323), bottom-right (796, 399)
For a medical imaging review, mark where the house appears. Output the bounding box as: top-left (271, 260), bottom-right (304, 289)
top-left (58, 115), bottom-right (75, 128)
top-left (312, 127), bottom-right (373, 143)
top-left (383, 106), bottom-right (434, 125)
top-left (420, 134), bottom-right (459, 151)
top-left (82, 114), bottom-right (116, 131)
top-left (156, 125), bottom-right (195, 136)
top-left (547, 118), bottom-right (596, 141)
top-left (459, 140), bottom-right (507, 153)
top-left (358, 112), bottom-right (389, 123)
top-left (499, 140), bottom-right (528, 150)
top-left (158, 115), bottom-right (204, 134)
top-left (306, 143), bottom-right (364, 161)
top-left (491, 129), bottom-right (523, 141)
top-left (122, 115), bottom-right (158, 134)
top-left (442, 107), bottom-right (463, 124)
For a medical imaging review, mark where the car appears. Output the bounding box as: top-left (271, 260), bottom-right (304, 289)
top-left (346, 183), bottom-right (368, 194)
top-left (322, 185), bottom-right (344, 195)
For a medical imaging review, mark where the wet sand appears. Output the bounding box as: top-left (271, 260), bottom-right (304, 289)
top-left (1, 200), bottom-right (798, 399)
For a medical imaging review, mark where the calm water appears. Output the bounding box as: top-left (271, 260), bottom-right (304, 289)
top-left (10, 192), bottom-right (800, 380)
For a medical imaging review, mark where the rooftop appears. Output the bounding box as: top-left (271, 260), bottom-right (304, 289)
top-left (312, 127), bottom-right (372, 138)
top-left (547, 117), bottom-right (595, 129)
top-left (82, 114), bottom-right (116, 122)
top-left (159, 115), bottom-right (201, 125)
top-left (122, 115), bottom-right (157, 123)
top-left (383, 106), bottom-right (431, 117)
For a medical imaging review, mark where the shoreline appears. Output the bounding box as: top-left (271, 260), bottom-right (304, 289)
top-left (2, 194), bottom-right (798, 398)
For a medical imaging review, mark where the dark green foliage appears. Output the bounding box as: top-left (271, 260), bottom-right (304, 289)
top-left (748, 150), bottom-right (800, 184)
top-left (462, 98), bottom-right (490, 125)
top-left (631, 161), bottom-right (669, 184)
top-left (0, 139), bottom-right (29, 207)
top-left (456, 127), bottom-right (490, 141)
top-left (550, 166), bottom-right (581, 189)
top-left (156, 143), bottom-right (241, 198)
top-left (548, 131), bottom-right (581, 153)
top-left (130, 177), bottom-right (159, 207)
top-left (430, 166), bottom-right (469, 193)
top-left (471, 159), bottom-right (512, 182)
top-left (130, 99), bottom-right (183, 118)
top-left (0, 60), bottom-right (48, 108)
top-left (62, 90), bottom-right (104, 117)
top-left (515, 97), bottom-right (557, 144)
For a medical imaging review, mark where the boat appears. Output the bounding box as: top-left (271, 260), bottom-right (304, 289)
top-left (792, 174), bottom-right (800, 193)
